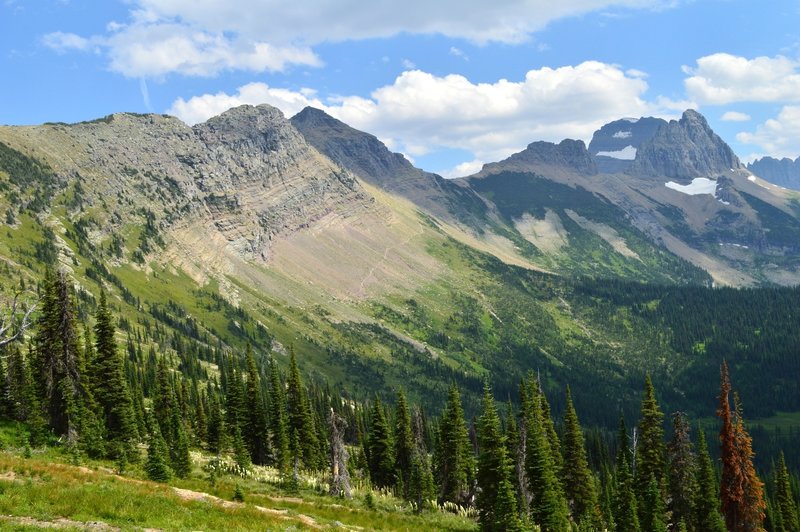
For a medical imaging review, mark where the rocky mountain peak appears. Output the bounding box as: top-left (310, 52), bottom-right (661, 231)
top-left (588, 116), bottom-right (666, 173)
top-left (747, 156), bottom-right (800, 191)
top-left (477, 138), bottom-right (597, 176)
top-left (630, 109), bottom-right (742, 181)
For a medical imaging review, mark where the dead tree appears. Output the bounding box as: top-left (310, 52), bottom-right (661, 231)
top-left (0, 290), bottom-right (36, 351)
top-left (329, 407), bottom-right (351, 499)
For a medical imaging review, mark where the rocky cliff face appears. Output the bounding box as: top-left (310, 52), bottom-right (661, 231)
top-left (631, 110), bottom-right (743, 180)
top-left (291, 107), bottom-right (488, 228)
top-left (588, 117), bottom-right (666, 173)
top-left (476, 139), bottom-right (597, 177)
top-left (747, 156), bottom-right (800, 191)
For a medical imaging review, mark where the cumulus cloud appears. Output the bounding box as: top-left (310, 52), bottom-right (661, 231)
top-left (720, 111), bottom-right (751, 122)
top-left (168, 82), bottom-right (325, 125)
top-left (46, 0), bottom-right (676, 78)
top-left (737, 106), bottom-right (800, 158)
top-left (440, 159), bottom-right (485, 178)
top-left (684, 53), bottom-right (800, 105)
top-left (169, 62), bottom-right (665, 162)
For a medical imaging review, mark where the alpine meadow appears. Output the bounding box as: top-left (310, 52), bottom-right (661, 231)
top-left (2, 1), bottom-right (800, 531)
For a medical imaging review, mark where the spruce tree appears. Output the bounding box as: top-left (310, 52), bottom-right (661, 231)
top-left (145, 414), bottom-right (173, 482)
top-left (692, 430), bottom-right (726, 532)
top-left (408, 405), bottom-right (435, 513)
top-left (153, 358), bottom-right (176, 447)
top-left (285, 347), bottom-right (320, 470)
top-left (393, 389), bottom-right (414, 499)
top-left (561, 386), bottom-right (601, 528)
top-left (667, 411), bottom-right (696, 530)
top-left (92, 291), bottom-right (137, 458)
top-left (524, 383), bottom-right (569, 531)
top-left (206, 390), bottom-right (223, 454)
top-left (774, 453), bottom-right (799, 532)
top-left (243, 345), bottom-right (269, 465)
top-left (268, 359), bottom-right (290, 473)
top-left (436, 384), bottom-right (474, 505)
top-left (476, 382), bottom-right (522, 532)
top-left (367, 396), bottom-right (395, 489)
top-left (634, 375), bottom-right (666, 519)
top-left (613, 452), bottom-right (640, 532)
top-left (641, 475), bottom-right (668, 532)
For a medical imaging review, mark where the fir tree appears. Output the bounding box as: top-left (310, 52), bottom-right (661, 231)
top-left (613, 452), bottom-right (640, 532)
top-left (525, 382), bottom-right (569, 531)
top-left (367, 396), bottom-right (395, 489)
top-left (393, 389), bottom-right (414, 499)
top-left (773, 453), bottom-right (799, 532)
top-left (268, 359), bottom-right (290, 473)
top-left (145, 414), bottom-right (173, 482)
top-left (408, 405), bottom-right (435, 513)
top-left (436, 384), bottom-right (474, 505)
top-left (561, 386), bottom-right (601, 528)
top-left (718, 362), bottom-right (767, 532)
top-left (667, 411), bottom-right (696, 530)
top-left (634, 375), bottom-right (666, 518)
top-left (692, 430), bottom-right (726, 532)
top-left (92, 290), bottom-right (137, 458)
top-left (641, 475), bottom-right (668, 532)
top-left (285, 347), bottom-right (320, 470)
top-left (476, 382), bottom-right (522, 532)
top-left (206, 390), bottom-right (223, 454)
top-left (171, 406), bottom-right (192, 478)
top-left (243, 345), bottom-right (269, 465)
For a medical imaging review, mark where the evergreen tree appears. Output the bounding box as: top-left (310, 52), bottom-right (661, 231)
top-left (367, 396), bottom-right (395, 489)
top-left (268, 359), bottom-right (290, 473)
top-left (92, 291), bottom-right (137, 458)
top-left (225, 363), bottom-right (245, 440)
top-left (408, 405), bottom-right (435, 513)
top-left (773, 453), bottom-right (799, 532)
top-left (667, 411), bottom-right (696, 530)
top-left (285, 347), bottom-right (320, 470)
top-left (243, 345), bottom-right (269, 465)
top-left (641, 475), bottom-right (668, 532)
top-left (476, 382), bottom-right (522, 532)
top-left (634, 375), bottom-right (666, 517)
top-left (613, 452), bottom-right (640, 532)
top-left (561, 386), bottom-right (601, 528)
top-left (206, 390), bottom-right (223, 454)
top-left (170, 406), bottom-right (192, 478)
top-left (692, 430), bottom-right (726, 532)
top-left (393, 389), bottom-right (414, 499)
top-left (718, 362), bottom-right (767, 532)
top-left (145, 414), bottom-right (173, 482)
top-left (153, 358), bottom-right (176, 446)
top-left (436, 384), bottom-right (474, 505)
top-left (524, 382), bottom-right (569, 531)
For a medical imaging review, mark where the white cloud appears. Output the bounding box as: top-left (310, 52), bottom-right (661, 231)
top-left (169, 61), bottom-right (668, 162)
top-left (720, 111), bottom-right (751, 122)
top-left (42, 31), bottom-right (93, 53)
top-left (684, 53), bottom-right (800, 105)
top-left (440, 159), bottom-right (484, 178)
top-left (168, 82), bottom-right (325, 125)
top-left (737, 106), bottom-right (800, 158)
top-left (47, 0), bottom-right (677, 78)
top-left (401, 59), bottom-right (416, 70)
top-left (449, 47), bottom-right (468, 60)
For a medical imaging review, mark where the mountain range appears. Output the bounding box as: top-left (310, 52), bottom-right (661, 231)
top-left (1, 104), bottom-right (800, 418)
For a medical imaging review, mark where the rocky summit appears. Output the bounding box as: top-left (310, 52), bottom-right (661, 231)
top-left (747, 156), bottom-right (800, 191)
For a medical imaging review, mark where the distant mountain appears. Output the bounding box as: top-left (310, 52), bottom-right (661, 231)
top-left (475, 139), bottom-right (597, 177)
top-left (630, 109), bottom-right (743, 180)
top-left (588, 116), bottom-right (665, 173)
top-left (747, 156), bottom-right (800, 191)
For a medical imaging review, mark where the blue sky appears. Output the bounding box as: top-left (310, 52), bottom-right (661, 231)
top-left (3, 0), bottom-right (800, 176)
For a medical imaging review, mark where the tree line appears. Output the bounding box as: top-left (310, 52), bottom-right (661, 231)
top-left (1, 271), bottom-right (799, 531)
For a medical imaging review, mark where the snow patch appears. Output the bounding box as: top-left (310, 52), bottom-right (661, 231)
top-left (665, 177), bottom-right (718, 196)
top-left (622, 117), bottom-right (639, 123)
top-left (612, 130), bottom-right (632, 139)
top-left (596, 145), bottom-right (637, 160)
top-left (748, 175), bottom-right (757, 182)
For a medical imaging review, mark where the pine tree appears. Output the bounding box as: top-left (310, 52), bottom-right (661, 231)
top-left (525, 382), bottom-right (569, 531)
top-left (692, 430), bottom-right (726, 532)
top-left (285, 347), bottom-right (320, 470)
top-left (667, 411), bottom-right (696, 530)
top-left (153, 358), bottom-right (176, 447)
top-left (773, 453), bottom-right (799, 532)
top-left (367, 396), bottom-right (395, 489)
top-left (635, 375), bottom-right (666, 519)
top-left (476, 382), bottom-right (522, 532)
top-left (206, 390), bottom-right (223, 454)
top-left (243, 345), bottom-right (269, 465)
top-left (394, 389), bottom-right (414, 499)
top-left (561, 386), bottom-right (601, 528)
top-left (171, 406), bottom-right (192, 478)
top-left (718, 361), bottom-right (767, 532)
top-left (92, 290), bottom-right (137, 458)
top-left (408, 405), bottom-right (435, 513)
top-left (436, 384), bottom-right (474, 505)
top-left (268, 359), bottom-right (290, 473)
